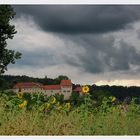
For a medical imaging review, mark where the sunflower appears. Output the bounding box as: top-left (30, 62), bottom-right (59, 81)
top-left (82, 86), bottom-right (89, 94)
top-left (17, 92), bottom-right (24, 99)
top-left (23, 100), bottom-right (28, 106)
top-left (56, 102), bottom-right (60, 107)
top-left (49, 96), bottom-right (56, 104)
top-left (18, 100), bottom-right (27, 109)
top-left (57, 105), bottom-right (62, 110)
top-left (111, 97), bottom-right (116, 102)
top-left (19, 103), bottom-right (24, 109)
top-left (64, 103), bottom-right (71, 109)
top-left (46, 103), bottom-right (51, 109)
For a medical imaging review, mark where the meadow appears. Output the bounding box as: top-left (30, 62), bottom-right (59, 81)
top-left (0, 90), bottom-right (140, 135)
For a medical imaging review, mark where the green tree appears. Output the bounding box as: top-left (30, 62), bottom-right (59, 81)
top-left (91, 90), bottom-right (111, 105)
top-left (70, 92), bottom-right (80, 105)
top-left (0, 5), bottom-right (21, 74)
top-left (54, 75), bottom-right (69, 84)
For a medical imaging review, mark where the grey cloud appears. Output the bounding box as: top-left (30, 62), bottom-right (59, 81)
top-left (10, 31), bottom-right (140, 74)
top-left (9, 5), bottom-right (140, 76)
top-left (62, 34), bottom-right (140, 73)
top-left (13, 5), bottom-right (140, 34)
top-left (136, 28), bottom-right (140, 39)
top-left (10, 50), bottom-right (62, 68)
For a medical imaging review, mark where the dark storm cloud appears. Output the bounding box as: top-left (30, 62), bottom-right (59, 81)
top-left (10, 5), bottom-right (140, 75)
top-left (14, 5), bottom-right (140, 34)
top-left (62, 34), bottom-right (140, 73)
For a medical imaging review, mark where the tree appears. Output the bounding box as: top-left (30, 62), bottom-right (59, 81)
top-left (90, 90), bottom-right (111, 105)
top-left (69, 92), bottom-right (80, 105)
top-left (54, 75), bottom-right (69, 84)
top-left (0, 5), bottom-right (21, 74)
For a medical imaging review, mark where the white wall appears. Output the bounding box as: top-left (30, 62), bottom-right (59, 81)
top-left (13, 87), bottom-right (41, 94)
top-left (42, 89), bottom-right (61, 96)
top-left (61, 86), bottom-right (72, 100)
top-left (13, 86), bottom-right (72, 100)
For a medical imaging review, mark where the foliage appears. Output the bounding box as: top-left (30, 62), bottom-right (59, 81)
top-left (54, 93), bottom-right (64, 103)
top-left (69, 92), bottom-right (81, 106)
top-left (54, 75), bottom-right (69, 84)
top-left (1, 74), bottom-right (140, 103)
top-left (1, 86), bottom-right (140, 135)
top-left (91, 90), bottom-right (111, 106)
top-left (0, 5), bottom-right (21, 74)
top-left (0, 75), bottom-right (70, 90)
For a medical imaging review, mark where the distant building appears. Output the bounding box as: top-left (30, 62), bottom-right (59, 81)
top-left (73, 86), bottom-right (83, 95)
top-left (60, 79), bottom-right (72, 99)
top-left (13, 82), bottom-right (42, 94)
top-left (13, 80), bottom-right (72, 100)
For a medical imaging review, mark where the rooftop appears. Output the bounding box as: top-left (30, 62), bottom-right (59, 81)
top-left (73, 87), bottom-right (82, 92)
top-left (43, 85), bottom-right (61, 90)
top-left (60, 80), bottom-right (72, 86)
top-left (13, 82), bottom-right (42, 88)
top-left (13, 79), bottom-right (72, 90)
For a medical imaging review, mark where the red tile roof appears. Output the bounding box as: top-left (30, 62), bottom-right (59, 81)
top-left (13, 80), bottom-right (72, 90)
top-left (60, 80), bottom-right (72, 86)
top-left (74, 87), bottom-right (82, 93)
top-left (13, 82), bottom-right (42, 88)
top-left (43, 85), bottom-right (61, 90)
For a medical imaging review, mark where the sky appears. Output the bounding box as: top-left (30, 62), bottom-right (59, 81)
top-left (5, 5), bottom-right (140, 85)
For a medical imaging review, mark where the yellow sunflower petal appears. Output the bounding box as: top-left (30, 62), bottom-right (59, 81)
top-left (112, 97), bottom-right (116, 102)
top-left (82, 86), bottom-right (89, 93)
top-left (17, 92), bottom-right (24, 99)
top-left (50, 96), bottom-right (56, 104)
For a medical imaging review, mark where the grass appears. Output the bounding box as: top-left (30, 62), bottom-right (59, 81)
top-left (1, 106), bottom-right (140, 135)
top-left (1, 94), bottom-right (140, 135)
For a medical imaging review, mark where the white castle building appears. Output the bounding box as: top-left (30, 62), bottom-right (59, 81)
top-left (13, 80), bottom-right (72, 100)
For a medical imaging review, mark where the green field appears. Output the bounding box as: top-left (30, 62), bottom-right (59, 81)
top-left (0, 91), bottom-right (140, 135)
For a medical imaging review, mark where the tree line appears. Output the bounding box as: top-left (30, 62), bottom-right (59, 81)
top-left (1, 75), bottom-right (140, 101)
top-left (0, 75), bottom-right (69, 90)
